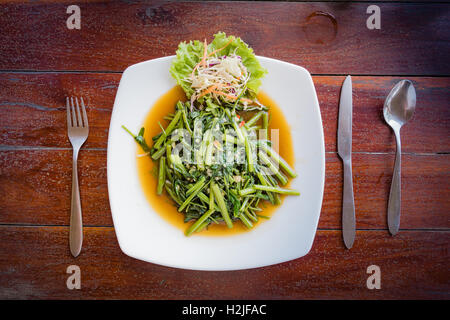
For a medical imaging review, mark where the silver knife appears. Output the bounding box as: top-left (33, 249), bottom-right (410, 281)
top-left (337, 75), bottom-right (356, 249)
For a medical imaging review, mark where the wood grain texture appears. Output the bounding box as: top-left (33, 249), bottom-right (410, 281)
top-left (317, 76), bottom-right (450, 154)
top-left (0, 73), bottom-right (117, 149)
top-left (0, 226), bottom-right (448, 299)
top-left (0, 0), bottom-right (448, 301)
top-left (1, 149), bottom-right (448, 229)
top-left (0, 2), bottom-right (449, 75)
top-left (323, 153), bottom-right (450, 230)
top-left (4, 0), bottom-right (445, 3)
top-left (0, 73), bottom-right (448, 153)
top-left (0, 149), bottom-right (111, 226)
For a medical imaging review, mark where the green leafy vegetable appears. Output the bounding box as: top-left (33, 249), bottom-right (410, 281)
top-left (123, 98), bottom-right (299, 236)
top-left (209, 32), bottom-right (267, 96)
top-left (170, 32), bottom-right (267, 102)
top-left (124, 32), bottom-right (299, 236)
top-left (170, 40), bottom-right (204, 98)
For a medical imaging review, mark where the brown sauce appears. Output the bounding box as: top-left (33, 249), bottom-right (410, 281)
top-left (136, 86), bottom-right (295, 236)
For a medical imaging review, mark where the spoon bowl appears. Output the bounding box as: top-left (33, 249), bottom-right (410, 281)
top-left (383, 80), bottom-right (416, 128)
top-left (383, 80), bottom-right (416, 235)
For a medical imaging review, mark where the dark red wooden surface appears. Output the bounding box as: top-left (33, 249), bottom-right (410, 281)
top-left (0, 2), bottom-right (449, 75)
top-left (0, 1), bottom-right (449, 299)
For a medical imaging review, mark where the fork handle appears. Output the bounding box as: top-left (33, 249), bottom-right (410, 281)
top-left (70, 148), bottom-right (83, 257)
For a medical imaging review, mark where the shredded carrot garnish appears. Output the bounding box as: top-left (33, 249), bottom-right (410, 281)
top-left (202, 38), bottom-right (208, 68)
top-left (198, 84), bottom-right (219, 99)
top-left (239, 120), bottom-right (245, 128)
top-left (207, 38), bottom-right (233, 58)
top-left (191, 39), bottom-right (209, 77)
top-left (240, 98), bottom-right (254, 104)
top-left (191, 62), bottom-right (201, 78)
top-left (212, 90), bottom-right (238, 100)
top-left (236, 114), bottom-right (240, 119)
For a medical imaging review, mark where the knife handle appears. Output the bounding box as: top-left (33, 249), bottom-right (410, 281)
top-left (342, 159), bottom-right (356, 249)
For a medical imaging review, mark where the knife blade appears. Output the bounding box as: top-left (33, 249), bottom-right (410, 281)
top-left (337, 75), bottom-right (355, 249)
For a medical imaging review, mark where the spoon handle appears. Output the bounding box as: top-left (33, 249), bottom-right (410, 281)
top-left (388, 128), bottom-right (402, 235)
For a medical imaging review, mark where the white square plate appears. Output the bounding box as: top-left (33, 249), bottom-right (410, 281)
top-left (107, 56), bottom-right (325, 271)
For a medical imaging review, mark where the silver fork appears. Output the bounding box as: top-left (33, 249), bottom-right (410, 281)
top-left (66, 97), bottom-right (89, 257)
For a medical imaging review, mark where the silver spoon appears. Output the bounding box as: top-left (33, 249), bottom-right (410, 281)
top-left (383, 80), bottom-right (416, 235)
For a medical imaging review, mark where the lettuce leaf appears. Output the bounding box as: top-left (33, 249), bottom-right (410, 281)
top-left (169, 32), bottom-right (267, 99)
top-left (169, 40), bottom-right (203, 98)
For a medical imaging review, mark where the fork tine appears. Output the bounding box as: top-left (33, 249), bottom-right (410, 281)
top-left (80, 97), bottom-right (88, 128)
top-left (66, 97), bottom-right (72, 127)
top-left (70, 97), bottom-right (77, 127)
top-left (74, 97), bottom-right (83, 127)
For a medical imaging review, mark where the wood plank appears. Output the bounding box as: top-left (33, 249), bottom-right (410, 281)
top-left (0, 73), bottom-right (117, 149)
top-left (0, 2), bottom-right (449, 74)
top-left (4, 0), bottom-right (445, 3)
top-left (0, 149), bottom-right (111, 226)
top-left (323, 153), bottom-right (450, 230)
top-left (0, 73), bottom-right (448, 153)
top-left (0, 226), bottom-right (448, 299)
top-left (1, 150), bottom-right (448, 229)
top-left (317, 76), bottom-right (450, 154)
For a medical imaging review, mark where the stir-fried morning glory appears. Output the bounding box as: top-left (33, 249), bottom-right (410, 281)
top-left (124, 32), bottom-right (299, 235)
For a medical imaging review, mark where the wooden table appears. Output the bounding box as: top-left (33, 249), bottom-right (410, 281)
top-left (0, 1), bottom-right (449, 300)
